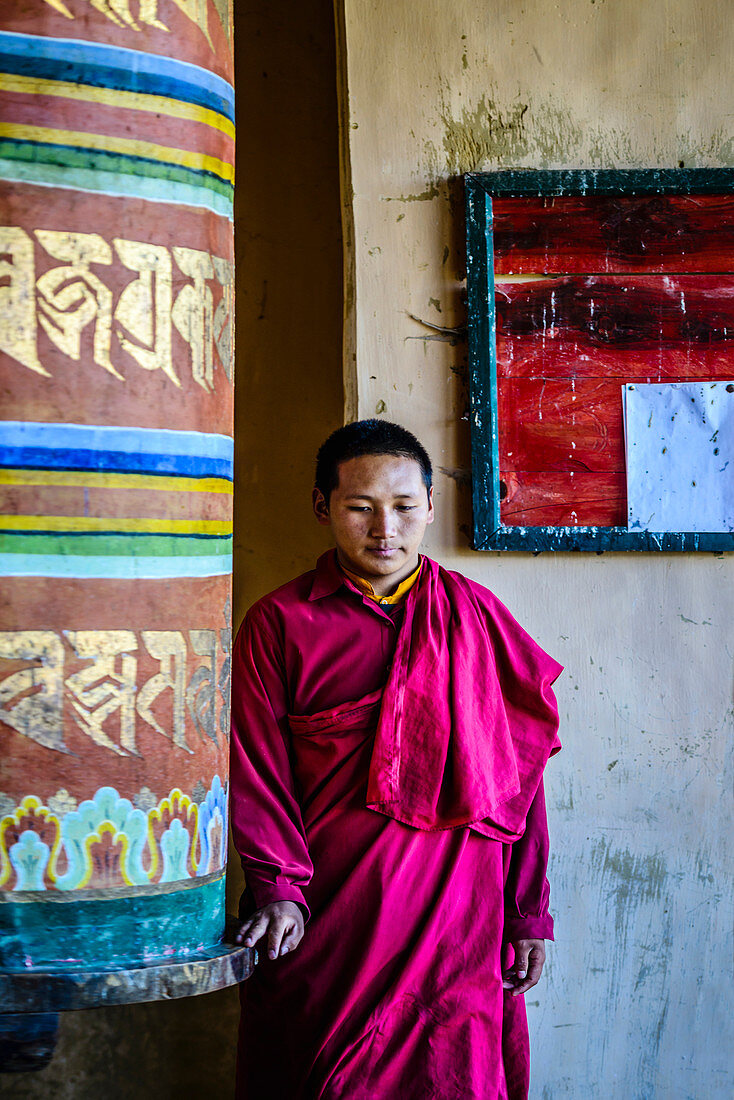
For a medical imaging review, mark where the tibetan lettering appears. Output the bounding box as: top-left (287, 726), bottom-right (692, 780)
top-left (0, 228), bottom-right (47, 377)
top-left (0, 225), bottom-right (233, 390)
top-left (114, 238), bottom-right (177, 385)
top-left (137, 630), bottom-right (190, 752)
top-left (64, 630), bottom-right (138, 755)
top-left (172, 246), bottom-right (214, 391)
top-left (35, 230), bottom-right (121, 380)
top-left (186, 628), bottom-right (218, 745)
top-left (0, 631), bottom-right (66, 751)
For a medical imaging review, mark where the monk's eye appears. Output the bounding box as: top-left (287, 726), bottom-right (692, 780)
top-left (348, 506), bottom-right (370, 512)
top-left (397, 506), bottom-right (416, 512)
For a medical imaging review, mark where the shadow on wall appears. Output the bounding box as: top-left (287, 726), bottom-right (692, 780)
top-left (232, 0), bottom-right (345, 628)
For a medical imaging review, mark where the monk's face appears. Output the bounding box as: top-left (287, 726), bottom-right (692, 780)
top-left (313, 453), bottom-right (434, 592)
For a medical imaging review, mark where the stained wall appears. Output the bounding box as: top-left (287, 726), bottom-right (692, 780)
top-left (336, 1), bottom-right (733, 1096)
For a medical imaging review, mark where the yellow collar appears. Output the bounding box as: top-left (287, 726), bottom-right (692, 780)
top-left (340, 558), bottom-right (423, 606)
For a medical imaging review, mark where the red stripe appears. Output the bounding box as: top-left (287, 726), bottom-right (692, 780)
top-left (493, 195), bottom-right (734, 274)
top-left (495, 274), bottom-right (734, 380)
top-left (1, 89), bottom-right (234, 166)
top-left (0, 486), bottom-right (233, 522)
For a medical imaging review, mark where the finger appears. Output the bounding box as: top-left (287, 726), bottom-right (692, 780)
top-left (526, 948), bottom-right (545, 985)
top-left (267, 917), bottom-right (288, 960)
top-left (234, 918), bottom-right (256, 945)
top-left (513, 945), bottom-right (531, 982)
top-left (239, 914), bottom-right (268, 948)
top-left (512, 948), bottom-right (545, 996)
top-left (280, 920), bottom-right (303, 955)
top-left (511, 973), bottom-right (538, 996)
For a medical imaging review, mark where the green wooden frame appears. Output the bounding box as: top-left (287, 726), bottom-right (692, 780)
top-left (465, 168), bottom-right (734, 552)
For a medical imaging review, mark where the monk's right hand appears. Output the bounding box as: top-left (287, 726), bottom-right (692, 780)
top-left (235, 900), bottom-right (305, 960)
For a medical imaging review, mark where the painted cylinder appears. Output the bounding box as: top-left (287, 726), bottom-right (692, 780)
top-left (0, 1), bottom-right (235, 971)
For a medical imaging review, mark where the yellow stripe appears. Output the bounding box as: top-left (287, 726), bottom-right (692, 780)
top-left (0, 122), bottom-right (234, 184)
top-left (0, 72), bottom-right (235, 142)
top-left (0, 470), bottom-right (233, 494)
top-left (1, 516), bottom-right (233, 535)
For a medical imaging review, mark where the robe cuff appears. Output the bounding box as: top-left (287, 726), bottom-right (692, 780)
top-left (503, 913), bottom-right (554, 942)
top-left (246, 878), bottom-right (311, 922)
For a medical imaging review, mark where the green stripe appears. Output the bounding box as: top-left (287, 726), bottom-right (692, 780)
top-left (0, 138), bottom-right (233, 200)
top-left (0, 532), bottom-right (233, 557)
top-left (0, 157), bottom-right (233, 218)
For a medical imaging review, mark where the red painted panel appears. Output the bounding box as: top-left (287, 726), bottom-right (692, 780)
top-left (492, 195), bottom-right (734, 529)
top-left (498, 378), bottom-right (627, 473)
top-left (493, 195), bottom-right (734, 274)
top-left (499, 470), bottom-right (626, 528)
top-left (495, 274), bottom-right (734, 380)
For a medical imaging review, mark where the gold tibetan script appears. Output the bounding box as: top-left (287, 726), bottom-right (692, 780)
top-left (0, 626), bottom-right (231, 757)
top-left (0, 227), bottom-right (233, 392)
top-left (41, 0), bottom-right (230, 46)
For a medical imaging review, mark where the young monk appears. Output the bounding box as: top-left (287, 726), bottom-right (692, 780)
top-left (231, 419), bottom-right (562, 1100)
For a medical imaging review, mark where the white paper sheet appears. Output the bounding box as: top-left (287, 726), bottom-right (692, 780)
top-left (624, 381), bottom-right (734, 533)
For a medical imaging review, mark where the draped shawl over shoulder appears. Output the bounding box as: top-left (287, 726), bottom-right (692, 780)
top-left (367, 557), bottom-right (563, 840)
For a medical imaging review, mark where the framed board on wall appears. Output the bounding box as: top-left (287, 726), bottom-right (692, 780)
top-left (465, 169), bottom-right (734, 552)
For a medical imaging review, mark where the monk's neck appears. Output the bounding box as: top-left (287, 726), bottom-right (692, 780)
top-left (338, 553), bottom-right (422, 602)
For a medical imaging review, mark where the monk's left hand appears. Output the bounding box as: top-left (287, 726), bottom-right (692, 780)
top-left (502, 938), bottom-right (546, 997)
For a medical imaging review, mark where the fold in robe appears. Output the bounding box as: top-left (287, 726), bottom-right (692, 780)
top-left (368, 556), bottom-right (562, 837)
top-left (231, 552), bottom-right (562, 1099)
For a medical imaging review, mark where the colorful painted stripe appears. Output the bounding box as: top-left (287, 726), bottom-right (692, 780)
top-left (0, 123), bottom-right (234, 185)
top-left (0, 554), bottom-right (232, 579)
top-left (0, 32), bottom-right (234, 122)
top-left (0, 34), bottom-right (234, 215)
top-left (0, 140), bottom-right (233, 218)
top-left (0, 532), bottom-right (232, 556)
top-left (0, 423), bottom-right (234, 481)
top-left (0, 74), bottom-right (236, 143)
top-left (0, 424), bottom-right (234, 578)
top-left (0, 517), bottom-right (232, 535)
top-left (0, 470), bottom-right (233, 494)
top-left (0, 155), bottom-right (233, 218)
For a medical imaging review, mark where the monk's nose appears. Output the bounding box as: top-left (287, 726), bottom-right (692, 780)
top-left (370, 511), bottom-right (396, 538)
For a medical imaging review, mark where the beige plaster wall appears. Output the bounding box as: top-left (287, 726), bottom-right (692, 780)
top-left (337, 1), bottom-right (733, 1095)
top-left (1, 3), bottom-right (343, 1096)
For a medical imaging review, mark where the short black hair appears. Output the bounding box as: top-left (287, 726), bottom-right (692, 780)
top-left (315, 419), bottom-right (433, 501)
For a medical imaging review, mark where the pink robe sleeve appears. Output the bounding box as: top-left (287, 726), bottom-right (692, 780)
top-left (230, 607), bottom-right (313, 917)
top-left (502, 778), bottom-right (554, 941)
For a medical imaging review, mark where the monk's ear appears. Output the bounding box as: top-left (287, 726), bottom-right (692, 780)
top-left (426, 486), bottom-right (435, 524)
top-left (313, 487), bottom-right (331, 525)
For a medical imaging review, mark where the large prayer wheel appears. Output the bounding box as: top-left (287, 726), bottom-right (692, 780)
top-left (0, 0), bottom-right (247, 1015)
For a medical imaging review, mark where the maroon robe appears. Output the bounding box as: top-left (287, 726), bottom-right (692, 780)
top-left (230, 551), bottom-right (562, 1099)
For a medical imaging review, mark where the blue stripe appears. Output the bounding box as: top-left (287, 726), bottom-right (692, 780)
top-left (0, 157), bottom-right (234, 218)
top-left (0, 447), bottom-right (232, 478)
top-left (0, 554), bottom-right (233, 579)
top-left (0, 422), bottom-right (234, 479)
top-left (0, 31), bottom-right (234, 122)
top-left (0, 422), bottom-right (233, 459)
